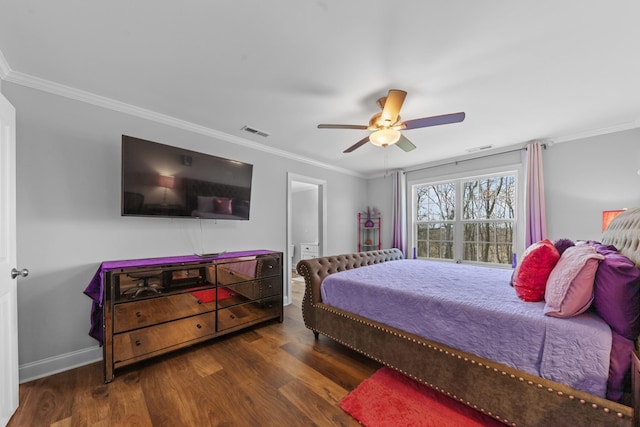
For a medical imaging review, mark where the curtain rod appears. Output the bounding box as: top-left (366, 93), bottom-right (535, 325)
top-left (405, 143), bottom-right (547, 174)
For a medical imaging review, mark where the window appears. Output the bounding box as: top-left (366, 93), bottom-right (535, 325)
top-left (413, 173), bottom-right (517, 266)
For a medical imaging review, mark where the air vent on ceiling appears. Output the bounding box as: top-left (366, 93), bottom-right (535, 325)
top-left (241, 125), bottom-right (270, 138)
top-left (466, 145), bottom-right (494, 153)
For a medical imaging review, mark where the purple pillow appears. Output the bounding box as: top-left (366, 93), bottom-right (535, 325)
top-left (553, 238), bottom-right (575, 256)
top-left (588, 242), bottom-right (640, 340)
top-left (607, 330), bottom-right (634, 402)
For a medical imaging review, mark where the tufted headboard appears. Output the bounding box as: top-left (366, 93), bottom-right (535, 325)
top-left (602, 207), bottom-right (640, 268)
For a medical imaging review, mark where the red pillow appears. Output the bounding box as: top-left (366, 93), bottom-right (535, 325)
top-left (513, 239), bottom-right (560, 302)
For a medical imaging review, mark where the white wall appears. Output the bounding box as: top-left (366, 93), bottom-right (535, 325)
top-left (2, 82), bottom-right (367, 381)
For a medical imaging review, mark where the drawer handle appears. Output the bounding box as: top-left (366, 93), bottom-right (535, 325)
top-left (136, 312), bottom-right (142, 318)
top-left (266, 265), bottom-right (273, 269)
top-left (229, 314), bottom-right (236, 319)
top-left (196, 324), bottom-right (202, 329)
top-left (135, 340), bottom-right (141, 346)
top-left (197, 300), bottom-right (202, 304)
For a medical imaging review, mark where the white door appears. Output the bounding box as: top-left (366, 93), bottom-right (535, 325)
top-left (0, 92), bottom-right (20, 426)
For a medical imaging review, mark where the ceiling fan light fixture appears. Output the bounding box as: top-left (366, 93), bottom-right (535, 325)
top-left (317, 88), bottom-right (465, 153)
top-left (369, 128), bottom-right (401, 147)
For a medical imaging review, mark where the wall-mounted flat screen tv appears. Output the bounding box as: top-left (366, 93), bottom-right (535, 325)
top-left (121, 135), bottom-right (253, 220)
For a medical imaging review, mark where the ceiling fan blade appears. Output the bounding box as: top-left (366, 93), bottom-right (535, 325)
top-left (395, 134), bottom-right (416, 152)
top-left (343, 135), bottom-right (370, 153)
top-left (318, 124), bottom-right (368, 130)
top-left (402, 112), bottom-right (465, 130)
top-left (379, 89), bottom-right (407, 125)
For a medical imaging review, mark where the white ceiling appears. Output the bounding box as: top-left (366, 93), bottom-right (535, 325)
top-left (1, 1), bottom-right (639, 177)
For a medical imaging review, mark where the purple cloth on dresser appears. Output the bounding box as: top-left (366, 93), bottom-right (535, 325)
top-left (83, 250), bottom-right (275, 346)
top-left (320, 259), bottom-right (612, 398)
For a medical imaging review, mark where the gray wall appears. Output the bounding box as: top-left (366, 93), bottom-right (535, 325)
top-left (366, 173), bottom-right (395, 252)
top-left (368, 128), bottom-right (640, 257)
top-left (291, 187), bottom-right (319, 265)
top-left (544, 129), bottom-right (640, 241)
top-left (4, 76), bottom-right (639, 382)
top-left (2, 82), bottom-right (366, 381)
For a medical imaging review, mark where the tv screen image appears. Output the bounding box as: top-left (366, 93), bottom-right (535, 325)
top-left (121, 135), bottom-right (253, 220)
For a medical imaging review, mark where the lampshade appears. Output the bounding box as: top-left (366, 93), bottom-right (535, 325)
top-left (602, 209), bottom-right (625, 232)
top-left (157, 175), bottom-right (175, 189)
top-left (369, 129), bottom-right (401, 147)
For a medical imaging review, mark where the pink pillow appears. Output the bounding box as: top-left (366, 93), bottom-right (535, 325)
top-left (513, 239), bottom-right (560, 302)
top-left (213, 197), bottom-right (233, 214)
top-left (544, 245), bottom-right (604, 318)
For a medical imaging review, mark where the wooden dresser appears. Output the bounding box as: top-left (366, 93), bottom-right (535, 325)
top-left (100, 250), bottom-right (282, 382)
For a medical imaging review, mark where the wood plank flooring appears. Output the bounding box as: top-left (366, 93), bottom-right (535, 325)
top-left (7, 277), bottom-right (380, 427)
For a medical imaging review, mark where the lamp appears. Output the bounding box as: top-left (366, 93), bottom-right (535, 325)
top-left (369, 128), bottom-right (401, 147)
top-left (602, 209), bottom-right (625, 232)
top-left (157, 175), bottom-right (175, 205)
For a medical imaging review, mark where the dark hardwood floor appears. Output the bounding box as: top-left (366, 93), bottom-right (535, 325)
top-left (8, 276), bottom-right (380, 426)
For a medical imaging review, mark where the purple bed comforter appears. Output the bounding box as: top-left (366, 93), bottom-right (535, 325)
top-left (320, 259), bottom-right (612, 397)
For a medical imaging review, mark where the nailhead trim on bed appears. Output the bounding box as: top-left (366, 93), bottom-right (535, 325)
top-left (310, 303), bottom-right (628, 424)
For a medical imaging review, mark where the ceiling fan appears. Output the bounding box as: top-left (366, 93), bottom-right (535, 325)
top-left (317, 89), bottom-right (465, 153)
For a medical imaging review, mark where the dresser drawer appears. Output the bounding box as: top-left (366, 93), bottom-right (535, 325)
top-left (300, 244), bottom-right (318, 253)
top-left (114, 291), bottom-right (216, 333)
top-left (217, 276), bottom-right (281, 308)
top-left (257, 256), bottom-right (280, 278)
top-left (216, 260), bottom-right (258, 285)
top-left (216, 256), bottom-right (281, 286)
top-left (217, 296), bottom-right (281, 332)
top-left (300, 244), bottom-right (319, 260)
top-left (218, 282), bottom-right (258, 308)
top-left (258, 276), bottom-right (281, 298)
top-left (113, 312), bottom-right (215, 362)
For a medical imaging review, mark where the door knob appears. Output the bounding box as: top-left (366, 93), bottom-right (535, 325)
top-left (11, 268), bottom-right (29, 279)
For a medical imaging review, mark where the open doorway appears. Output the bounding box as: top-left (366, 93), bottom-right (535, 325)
top-left (286, 173), bottom-right (327, 305)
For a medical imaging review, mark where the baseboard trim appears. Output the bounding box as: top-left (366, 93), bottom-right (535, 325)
top-left (19, 346), bottom-right (102, 383)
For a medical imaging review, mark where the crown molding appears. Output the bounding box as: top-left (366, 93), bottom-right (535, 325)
top-left (0, 49), bottom-right (10, 80)
top-left (0, 55), bottom-right (362, 178)
top-left (553, 120), bottom-right (640, 144)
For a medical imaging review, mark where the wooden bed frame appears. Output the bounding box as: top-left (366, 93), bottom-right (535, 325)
top-left (296, 207), bottom-right (640, 427)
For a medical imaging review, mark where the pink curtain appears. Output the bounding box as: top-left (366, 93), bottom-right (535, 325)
top-left (525, 142), bottom-right (547, 247)
top-left (391, 170), bottom-right (407, 256)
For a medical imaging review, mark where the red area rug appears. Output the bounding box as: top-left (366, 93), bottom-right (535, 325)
top-left (340, 367), bottom-right (504, 427)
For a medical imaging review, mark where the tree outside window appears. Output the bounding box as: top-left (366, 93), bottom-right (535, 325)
top-left (414, 174), bottom-right (516, 265)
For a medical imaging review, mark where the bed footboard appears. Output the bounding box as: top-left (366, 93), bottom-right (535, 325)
top-left (297, 249), bottom-right (635, 427)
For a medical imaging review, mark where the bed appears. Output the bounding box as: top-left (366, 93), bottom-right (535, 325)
top-left (296, 207), bottom-right (640, 427)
